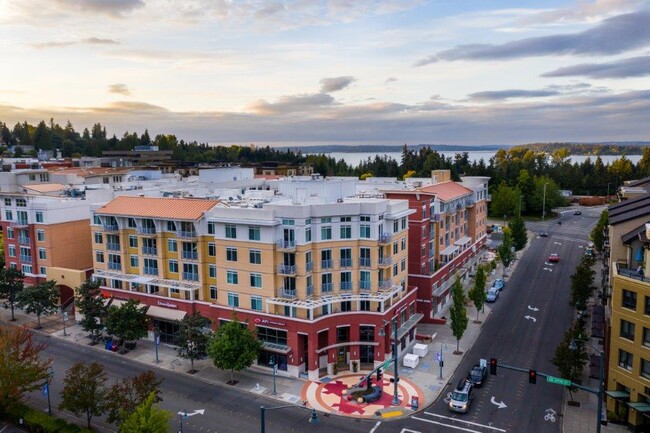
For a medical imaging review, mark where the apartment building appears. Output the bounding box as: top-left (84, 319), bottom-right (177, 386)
top-left (92, 176), bottom-right (422, 379)
top-left (605, 194), bottom-right (650, 431)
top-left (383, 171), bottom-right (490, 321)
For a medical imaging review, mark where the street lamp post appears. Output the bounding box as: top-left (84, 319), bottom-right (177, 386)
top-left (45, 367), bottom-right (53, 415)
top-left (154, 327), bottom-right (160, 363)
top-left (542, 182), bottom-right (549, 220)
top-left (270, 357), bottom-right (277, 395)
top-left (379, 318), bottom-right (401, 405)
top-left (260, 405), bottom-right (319, 433)
top-left (61, 308), bottom-right (68, 336)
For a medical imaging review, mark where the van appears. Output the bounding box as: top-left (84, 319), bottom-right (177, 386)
top-left (449, 380), bottom-right (473, 413)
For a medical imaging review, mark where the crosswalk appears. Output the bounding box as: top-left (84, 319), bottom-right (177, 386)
top-left (400, 411), bottom-right (508, 433)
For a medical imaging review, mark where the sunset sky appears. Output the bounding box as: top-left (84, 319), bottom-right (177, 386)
top-left (0, 0), bottom-right (648, 146)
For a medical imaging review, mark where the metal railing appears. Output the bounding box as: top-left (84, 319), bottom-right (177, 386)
top-left (183, 272), bottom-right (199, 281)
top-left (306, 285), bottom-right (313, 296)
top-left (142, 247), bottom-right (158, 256)
top-left (138, 227), bottom-right (156, 235)
top-left (306, 262), bottom-right (313, 272)
top-left (616, 263), bottom-right (649, 283)
top-left (19, 255), bottom-right (32, 263)
top-left (103, 224), bottom-right (119, 232)
top-left (379, 280), bottom-right (392, 290)
top-left (378, 257), bottom-right (392, 266)
top-left (321, 259), bottom-right (333, 269)
top-left (278, 264), bottom-right (296, 274)
top-left (176, 231), bottom-right (197, 239)
top-left (379, 233), bottom-right (391, 244)
top-left (276, 240), bottom-right (296, 249)
top-left (359, 257), bottom-right (371, 267)
top-left (18, 237), bottom-right (30, 245)
top-left (340, 281), bottom-right (352, 291)
top-left (106, 242), bottom-right (120, 251)
top-left (359, 280), bottom-right (371, 290)
top-left (108, 262), bottom-right (121, 271)
top-left (340, 258), bottom-right (353, 268)
top-left (181, 251), bottom-right (198, 260)
top-left (321, 283), bottom-right (333, 292)
top-left (280, 288), bottom-right (297, 299)
top-left (144, 266), bottom-right (159, 276)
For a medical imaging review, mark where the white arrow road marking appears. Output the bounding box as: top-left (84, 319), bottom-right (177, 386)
top-left (545, 408), bottom-right (557, 415)
top-left (544, 262), bottom-right (553, 266)
top-left (423, 413), bottom-right (507, 432)
top-left (178, 409), bottom-right (205, 417)
top-left (528, 306), bottom-right (539, 311)
top-left (524, 316), bottom-right (537, 322)
top-left (400, 429), bottom-right (421, 433)
top-left (543, 268), bottom-right (553, 272)
top-left (491, 396), bottom-right (507, 409)
top-left (370, 421), bottom-right (382, 433)
top-left (553, 242), bottom-right (562, 245)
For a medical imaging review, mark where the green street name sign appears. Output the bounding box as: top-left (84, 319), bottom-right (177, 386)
top-left (546, 376), bottom-right (571, 386)
top-left (381, 360), bottom-right (392, 369)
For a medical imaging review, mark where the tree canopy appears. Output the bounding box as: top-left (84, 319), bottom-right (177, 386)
top-left (59, 361), bottom-right (108, 429)
top-left (104, 299), bottom-right (148, 352)
top-left (449, 277), bottom-right (468, 353)
top-left (207, 315), bottom-right (261, 384)
top-left (16, 280), bottom-right (59, 329)
top-left (75, 279), bottom-right (107, 342)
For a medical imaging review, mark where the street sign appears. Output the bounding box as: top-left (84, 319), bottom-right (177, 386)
top-left (435, 352), bottom-right (441, 362)
top-left (546, 376), bottom-right (571, 386)
top-left (381, 359), bottom-right (392, 369)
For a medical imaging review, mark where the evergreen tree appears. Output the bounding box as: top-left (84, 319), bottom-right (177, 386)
top-left (590, 210), bottom-right (609, 253)
top-left (570, 258), bottom-right (596, 311)
top-left (498, 229), bottom-right (515, 268)
top-left (509, 216), bottom-right (528, 251)
top-left (449, 277), bottom-right (468, 354)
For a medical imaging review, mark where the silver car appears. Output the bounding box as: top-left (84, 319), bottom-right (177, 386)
top-left (449, 380), bottom-right (474, 413)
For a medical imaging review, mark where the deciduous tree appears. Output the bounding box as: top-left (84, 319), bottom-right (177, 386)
top-left (16, 280), bottom-right (59, 329)
top-left (0, 268), bottom-right (24, 321)
top-left (449, 277), bottom-right (468, 354)
top-left (119, 391), bottom-right (171, 433)
top-left (104, 299), bottom-right (148, 353)
top-left (207, 314), bottom-right (261, 384)
top-left (468, 266), bottom-right (487, 323)
top-left (75, 280), bottom-right (107, 343)
top-left (552, 319), bottom-right (588, 402)
top-left (59, 361), bottom-right (107, 429)
top-left (0, 326), bottom-right (51, 413)
top-left (105, 370), bottom-right (163, 426)
top-left (177, 312), bottom-right (212, 373)
top-left (509, 216), bottom-right (528, 251)
top-left (498, 229), bottom-right (515, 268)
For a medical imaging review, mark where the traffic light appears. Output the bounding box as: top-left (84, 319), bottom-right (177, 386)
top-left (376, 369), bottom-right (383, 382)
top-left (490, 358), bottom-right (497, 375)
top-left (366, 376), bottom-right (373, 389)
top-left (529, 369), bottom-right (537, 384)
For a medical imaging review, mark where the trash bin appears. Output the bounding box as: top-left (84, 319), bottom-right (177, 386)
top-left (105, 339), bottom-right (113, 350)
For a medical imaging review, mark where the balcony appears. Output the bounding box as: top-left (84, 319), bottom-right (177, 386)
top-left (142, 247), bottom-right (158, 256)
top-left (19, 255), bottom-right (32, 263)
top-left (616, 263), bottom-right (650, 283)
top-left (176, 231), bottom-right (197, 239)
top-left (280, 288), bottom-right (297, 299)
top-left (359, 257), bottom-right (371, 268)
top-left (108, 262), bottom-right (121, 271)
top-left (359, 280), bottom-right (371, 291)
top-left (430, 213), bottom-right (442, 222)
top-left (143, 266), bottom-right (159, 276)
top-left (306, 285), bottom-right (314, 296)
top-left (321, 259), bottom-right (333, 270)
top-left (340, 258), bottom-right (353, 268)
top-left (378, 280), bottom-right (392, 290)
top-left (183, 272), bottom-right (199, 281)
top-left (181, 251), bottom-right (198, 261)
top-left (306, 262), bottom-right (313, 272)
top-left (102, 224), bottom-right (119, 232)
top-left (379, 233), bottom-right (391, 244)
top-left (138, 227), bottom-right (156, 235)
top-left (276, 240), bottom-right (296, 250)
top-left (18, 237), bottom-right (30, 246)
top-left (106, 242), bottom-right (120, 251)
top-left (278, 264), bottom-right (296, 275)
top-left (378, 257), bottom-right (392, 267)
top-left (322, 282), bottom-right (333, 292)
top-left (340, 281), bottom-right (352, 291)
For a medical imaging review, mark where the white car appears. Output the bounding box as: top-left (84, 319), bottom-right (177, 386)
top-left (486, 287), bottom-right (499, 303)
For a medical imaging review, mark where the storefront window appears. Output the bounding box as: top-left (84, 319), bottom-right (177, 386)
top-left (257, 326), bottom-right (288, 346)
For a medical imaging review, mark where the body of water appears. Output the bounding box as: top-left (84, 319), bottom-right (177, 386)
top-left (309, 151), bottom-right (643, 167)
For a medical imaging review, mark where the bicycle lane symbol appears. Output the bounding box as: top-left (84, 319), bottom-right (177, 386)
top-left (544, 408), bottom-right (557, 423)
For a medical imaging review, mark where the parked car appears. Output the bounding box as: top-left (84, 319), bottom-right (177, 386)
top-left (549, 253), bottom-right (560, 263)
top-left (492, 278), bottom-right (505, 291)
top-left (467, 363), bottom-right (488, 388)
top-left (574, 210), bottom-right (582, 215)
top-left (539, 230), bottom-right (548, 237)
top-left (486, 287), bottom-right (499, 303)
top-left (449, 380), bottom-right (474, 413)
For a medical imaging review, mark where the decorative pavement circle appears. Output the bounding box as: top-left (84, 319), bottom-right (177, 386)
top-left (301, 373), bottom-right (425, 418)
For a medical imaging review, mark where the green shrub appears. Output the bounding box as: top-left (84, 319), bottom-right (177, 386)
top-left (59, 424), bottom-right (82, 433)
top-left (1, 402), bottom-right (29, 424)
top-left (23, 408), bottom-right (60, 433)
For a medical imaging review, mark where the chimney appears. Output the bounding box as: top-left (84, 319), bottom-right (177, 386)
top-left (431, 169), bottom-right (451, 184)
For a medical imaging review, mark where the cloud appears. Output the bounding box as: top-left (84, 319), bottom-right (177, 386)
top-left (247, 93), bottom-right (335, 115)
top-left (542, 55), bottom-right (650, 78)
top-left (469, 89), bottom-right (561, 101)
top-left (31, 37), bottom-right (119, 49)
top-left (51, 0), bottom-right (144, 17)
top-left (415, 10), bottom-right (650, 65)
top-left (385, 77), bottom-right (398, 84)
top-left (108, 84), bottom-right (131, 96)
top-left (518, 0), bottom-right (645, 26)
top-left (319, 76), bottom-right (356, 93)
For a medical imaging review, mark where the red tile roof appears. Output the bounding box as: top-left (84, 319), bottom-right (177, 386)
top-left (96, 196), bottom-right (220, 220)
top-left (418, 181), bottom-right (472, 201)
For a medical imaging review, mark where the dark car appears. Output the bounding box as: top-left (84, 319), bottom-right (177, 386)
top-left (539, 230), bottom-right (548, 237)
top-left (361, 385), bottom-right (383, 403)
top-left (574, 210), bottom-right (582, 215)
top-left (467, 364), bottom-right (488, 388)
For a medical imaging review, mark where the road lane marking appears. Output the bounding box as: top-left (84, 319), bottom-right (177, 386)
top-left (524, 315), bottom-right (537, 322)
top-left (413, 416), bottom-right (495, 433)
top-left (369, 421), bottom-right (381, 433)
top-left (424, 412), bottom-right (507, 432)
top-left (400, 429), bottom-right (421, 433)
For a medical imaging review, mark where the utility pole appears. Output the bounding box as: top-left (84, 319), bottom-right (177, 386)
top-left (542, 182), bottom-right (549, 220)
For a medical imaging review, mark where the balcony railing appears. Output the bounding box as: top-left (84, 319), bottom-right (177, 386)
top-left (378, 257), bottom-right (392, 266)
top-left (379, 233), bottom-right (391, 244)
top-left (280, 288), bottom-right (297, 299)
top-left (321, 259), bottom-right (333, 269)
top-left (359, 280), bottom-right (371, 290)
top-left (340, 258), bottom-right (353, 268)
top-left (106, 242), bottom-right (120, 251)
top-left (142, 247), bottom-right (158, 256)
top-left (378, 280), bottom-right (392, 290)
top-left (176, 231), bottom-right (197, 239)
top-left (103, 224), bottom-right (119, 232)
top-left (19, 255), bottom-right (32, 263)
top-left (138, 227), bottom-right (156, 235)
top-left (18, 237), bottom-right (30, 245)
top-left (322, 282), bottom-right (333, 292)
top-left (183, 272), bottom-right (199, 281)
top-left (306, 262), bottom-right (313, 272)
top-left (306, 285), bottom-right (314, 296)
top-left (278, 264), bottom-right (296, 275)
top-left (359, 257), bottom-right (371, 267)
top-left (276, 240), bottom-right (296, 249)
top-left (108, 262), bottom-right (121, 271)
top-left (340, 281), bottom-right (352, 291)
top-left (181, 251), bottom-right (198, 260)
top-left (616, 263), bottom-right (650, 283)
top-left (143, 266), bottom-right (159, 276)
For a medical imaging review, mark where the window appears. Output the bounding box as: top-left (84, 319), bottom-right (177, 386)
top-left (94, 232), bottom-right (103, 244)
top-left (168, 260), bottom-right (178, 273)
top-left (393, 220), bottom-right (399, 232)
top-left (209, 286), bottom-right (218, 300)
top-left (282, 219), bottom-right (295, 226)
top-left (250, 273), bottom-right (262, 288)
top-left (5, 210), bottom-right (12, 220)
top-left (251, 296), bottom-right (263, 311)
top-left (209, 265), bottom-right (217, 278)
top-left (129, 236), bottom-right (138, 248)
top-left (227, 270), bottom-right (238, 284)
top-left (168, 239), bottom-right (177, 252)
top-left (321, 273), bottom-right (332, 292)
top-left (208, 221), bottom-right (216, 234)
top-left (321, 225), bottom-right (332, 240)
top-left (321, 249), bottom-right (332, 269)
top-left (36, 229), bottom-right (44, 242)
top-left (21, 264), bottom-right (32, 274)
top-left (257, 327), bottom-right (288, 346)
top-left (623, 289), bottom-right (637, 310)
top-left (340, 271), bottom-right (352, 290)
top-left (393, 241), bottom-right (398, 254)
top-left (645, 296), bottom-right (650, 315)
top-left (39, 266), bottom-right (46, 275)
top-left (227, 293), bottom-right (239, 307)
top-left (393, 263), bottom-right (398, 276)
top-left (621, 320), bottom-right (635, 341)
top-left (360, 223), bottom-right (370, 238)
top-left (644, 328), bottom-right (650, 348)
top-left (305, 227), bottom-right (312, 242)
top-left (38, 248), bottom-right (46, 260)
top-left (95, 251), bottom-right (104, 263)
top-left (401, 217), bottom-right (407, 229)
top-left (642, 359), bottom-right (650, 380)
top-left (226, 247), bottom-right (238, 262)
top-left (340, 224), bottom-right (351, 239)
top-left (401, 237), bottom-right (406, 251)
top-left (619, 349), bottom-right (633, 371)
top-left (321, 217), bottom-right (331, 223)
top-left (208, 242), bottom-right (216, 257)
top-left (225, 224), bottom-right (236, 239)
top-left (249, 249), bottom-right (261, 265)
top-left (16, 198), bottom-right (26, 207)
top-left (401, 258), bottom-right (406, 272)
top-left (167, 221), bottom-right (177, 231)
top-left (93, 214), bottom-right (101, 225)
top-left (128, 218), bottom-right (136, 228)
top-left (3, 198), bottom-right (10, 206)
top-left (34, 212), bottom-right (43, 223)
top-left (249, 226), bottom-right (261, 241)
top-left (8, 245), bottom-right (15, 257)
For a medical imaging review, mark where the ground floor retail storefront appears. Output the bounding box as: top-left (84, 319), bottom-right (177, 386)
top-left (98, 286), bottom-right (421, 380)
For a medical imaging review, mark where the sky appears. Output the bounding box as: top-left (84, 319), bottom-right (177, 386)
top-left (0, 0), bottom-right (649, 146)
